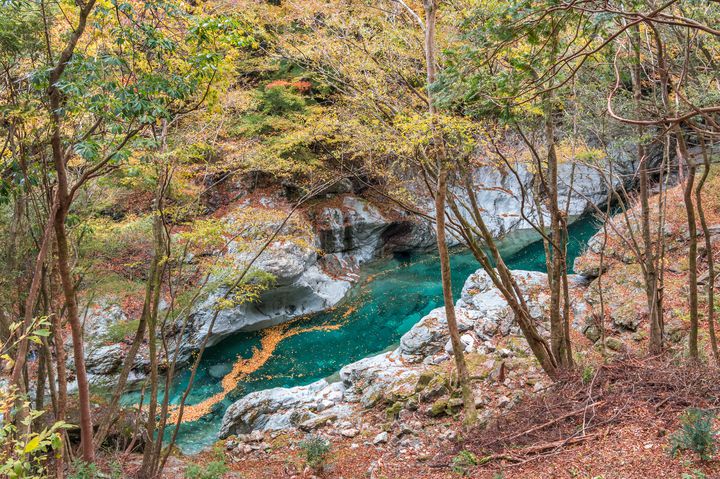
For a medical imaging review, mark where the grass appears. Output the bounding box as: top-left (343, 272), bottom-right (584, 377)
top-left (104, 318), bottom-right (141, 343)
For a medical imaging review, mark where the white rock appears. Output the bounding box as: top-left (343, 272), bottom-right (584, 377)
top-left (373, 431), bottom-right (388, 445)
top-left (340, 428), bottom-right (358, 438)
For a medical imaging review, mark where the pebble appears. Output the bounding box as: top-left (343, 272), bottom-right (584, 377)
top-left (440, 429), bottom-right (457, 441)
top-left (340, 428), bottom-right (359, 438)
top-left (373, 431), bottom-right (388, 445)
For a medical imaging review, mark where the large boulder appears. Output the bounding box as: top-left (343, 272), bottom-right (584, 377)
top-left (218, 379), bottom-right (350, 437)
top-left (399, 307), bottom-right (474, 361)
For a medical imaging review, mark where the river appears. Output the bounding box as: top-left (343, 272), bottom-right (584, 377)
top-left (122, 214), bottom-right (600, 453)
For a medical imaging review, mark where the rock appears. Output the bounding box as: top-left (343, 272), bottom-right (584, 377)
top-left (447, 398), bottom-right (464, 411)
top-left (611, 304), bottom-right (641, 331)
top-left (583, 323), bottom-right (602, 343)
top-left (440, 429), bottom-right (457, 442)
top-left (398, 423), bottom-right (416, 436)
top-left (316, 399), bottom-right (335, 412)
top-left (665, 318), bottom-right (686, 343)
top-left (373, 431), bottom-right (388, 445)
top-left (85, 344), bottom-right (123, 375)
top-left (601, 336), bottom-right (627, 352)
top-left (415, 371), bottom-right (434, 391)
top-left (186, 237), bottom-right (353, 351)
top-left (339, 428), bottom-right (358, 438)
top-left (417, 374), bottom-right (447, 402)
top-left (497, 395), bottom-right (511, 408)
top-left (429, 397), bottom-right (462, 417)
top-left (219, 380), bottom-right (349, 437)
top-left (299, 414), bottom-right (336, 432)
top-left (444, 334), bottom-right (477, 354)
top-left (385, 402), bottom-right (403, 420)
top-left (317, 178), bottom-right (354, 196)
top-left (339, 351), bottom-right (420, 407)
top-left (458, 270), bottom-right (554, 339)
top-left (236, 444), bottom-right (253, 454)
top-left (430, 399), bottom-right (449, 417)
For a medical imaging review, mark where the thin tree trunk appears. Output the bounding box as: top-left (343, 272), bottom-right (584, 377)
top-left (696, 137), bottom-right (719, 364)
top-left (44, 0), bottom-right (98, 463)
top-left (677, 130), bottom-right (699, 360)
top-left (53, 204), bottom-right (94, 461)
top-left (541, 22), bottom-right (572, 368)
top-left (423, 0), bottom-right (477, 425)
top-left (51, 262), bottom-right (68, 479)
top-left (139, 186), bottom-right (167, 479)
top-left (435, 168), bottom-right (477, 424)
top-left (631, 25), bottom-right (663, 354)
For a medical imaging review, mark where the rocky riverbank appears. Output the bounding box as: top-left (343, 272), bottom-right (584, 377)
top-left (217, 269), bottom-right (592, 439)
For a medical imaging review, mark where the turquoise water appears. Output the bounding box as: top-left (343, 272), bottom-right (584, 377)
top-left (125, 215), bottom-right (600, 453)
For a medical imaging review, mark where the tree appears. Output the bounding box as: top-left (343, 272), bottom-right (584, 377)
top-left (422, 0), bottom-right (477, 425)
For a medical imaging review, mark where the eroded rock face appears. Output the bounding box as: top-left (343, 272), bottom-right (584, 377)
top-left (186, 239), bottom-right (352, 351)
top-left (314, 196), bottom-right (435, 266)
top-left (446, 160), bottom-right (623, 245)
top-left (184, 196), bottom-right (436, 354)
top-left (66, 302), bottom-right (149, 389)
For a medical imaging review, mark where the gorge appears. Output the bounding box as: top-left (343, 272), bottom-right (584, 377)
top-left (124, 213), bottom-right (601, 453)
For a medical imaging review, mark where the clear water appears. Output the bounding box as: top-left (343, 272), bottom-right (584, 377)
top-left (123, 215), bottom-right (600, 453)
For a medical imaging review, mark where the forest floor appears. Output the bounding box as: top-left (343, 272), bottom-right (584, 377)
top-left (172, 357), bottom-right (718, 479)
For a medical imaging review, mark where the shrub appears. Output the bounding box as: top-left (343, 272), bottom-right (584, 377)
top-left (299, 435), bottom-right (331, 471)
top-left (258, 85), bottom-right (305, 115)
top-left (1, 358), bottom-right (70, 479)
top-left (68, 460), bottom-right (123, 479)
top-left (105, 318), bottom-right (141, 343)
top-left (183, 460), bottom-right (228, 479)
top-left (451, 450), bottom-right (478, 476)
top-left (670, 408), bottom-right (718, 460)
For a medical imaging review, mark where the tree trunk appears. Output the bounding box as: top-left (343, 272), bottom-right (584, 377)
top-left (677, 130), bottom-right (699, 360)
top-left (44, 0), bottom-right (98, 463)
top-left (423, 0), bottom-right (477, 424)
top-left (435, 168), bottom-right (477, 424)
top-left (696, 137), bottom-right (719, 364)
top-left (139, 168), bottom-right (169, 479)
top-left (631, 25), bottom-right (663, 355)
top-left (53, 203), bottom-right (94, 462)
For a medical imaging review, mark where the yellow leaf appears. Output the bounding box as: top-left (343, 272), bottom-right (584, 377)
top-left (23, 435), bottom-right (42, 453)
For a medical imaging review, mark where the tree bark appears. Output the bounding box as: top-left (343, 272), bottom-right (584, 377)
top-left (677, 130), bottom-right (699, 360)
top-left (695, 137), bottom-right (719, 364)
top-left (44, 0), bottom-right (98, 462)
top-left (423, 0), bottom-right (477, 425)
top-left (630, 25), bottom-right (663, 355)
